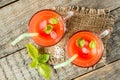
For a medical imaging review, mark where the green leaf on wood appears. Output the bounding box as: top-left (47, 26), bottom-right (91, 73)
top-left (26, 44), bottom-right (39, 60)
top-left (38, 54), bottom-right (50, 63)
top-left (38, 63), bottom-right (51, 79)
top-left (26, 44), bottom-right (51, 79)
top-left (30, 60), bottom-right (38, 68)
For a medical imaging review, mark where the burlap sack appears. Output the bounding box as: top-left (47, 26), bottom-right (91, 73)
top-left (44, 6), bottom-right (114, 65)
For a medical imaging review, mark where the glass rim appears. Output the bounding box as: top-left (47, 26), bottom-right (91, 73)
top-left (66, 30), bottom-right (104, 68)
top-left (28, 9), bottom-right (66, 47)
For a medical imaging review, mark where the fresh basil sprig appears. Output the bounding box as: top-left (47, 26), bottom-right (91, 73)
top-left (44, 24), bottom-right (53, 34)
top-left (38, 63), bottom-right (51, 79)
top-left (89, 40), bottom-right (96, 48)
top-left (76, 38), bottom-right (85, 48)
top-left (49, 18), bottom-right (58, 24)
top-left (38, 54), bottom-right (50, 63)
top-left (44, 18), bottom-right (58, 34)
top-left (26, 44), bottom-right (50, 79)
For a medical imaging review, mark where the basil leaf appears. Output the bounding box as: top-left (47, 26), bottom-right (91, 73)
top-left (89, 40), bottom-right (96, 48)
top-left (38, 54), bottom-right (49, 63)
top-left (38, 63), bottom-right (51, 79)
top-left (26, 44), bottom-right (39, 60)
top-left (44, 25), bottom-right (53, 34)
top-left (49, 18), bottom-right (58, 24)
top-left (80, 39), bottom-right (85, 47)
top-left (76, 38), bottom-right (85, 47)
top-left (30, 60), bottom-right (38, 68)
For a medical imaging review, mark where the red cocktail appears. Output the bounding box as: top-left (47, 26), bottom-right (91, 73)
top-left (67, 31), bottom-right (104, 67)
top-left (29, 9), bottom-right (65, 46)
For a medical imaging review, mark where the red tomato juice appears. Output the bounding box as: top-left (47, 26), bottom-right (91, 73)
top-left (29, 9), bottom-right (65, 46)
top-left (67, 31), bottom-right (104, 67)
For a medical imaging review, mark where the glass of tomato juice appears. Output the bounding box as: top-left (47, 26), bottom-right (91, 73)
top-left (29, 9), bottom-right (74, 46)
top-left (67, 29), bottom-right (112, 68)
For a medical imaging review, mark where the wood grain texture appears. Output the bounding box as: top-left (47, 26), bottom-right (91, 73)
top-left (103, 7), bottom-right (120, 64)
top-left (0, 49), bottom-right (59, 80)
top-left (0, 0), bottom-right (18, 8)
top-left (0, 0), bottom-right (120, 58)
top-left (0, 48), bottom-right (107, 80)
top-left (74, 60), bottom-right (120, 80)
top-left (0, 0), bottom-right (120, 80)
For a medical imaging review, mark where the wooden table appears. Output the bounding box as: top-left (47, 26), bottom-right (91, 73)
top-left (0, 0), bottom-right (120, 80)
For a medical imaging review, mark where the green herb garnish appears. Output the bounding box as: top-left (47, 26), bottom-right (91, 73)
top-left (26, 44), bottom-right (50, 79)
top-left (76, 38), bottom-right (85, 48)
top-left (44, 24), bottom-right (53, 34)
top-left (38, 63), bottom-right (51, 79)
top-left (30, 60), bottom-right (38, 68)
top-left (89, 40), bottom-right (96, 48)
top-left (38, 54), bottom-right (50, 63)
top-left (49, 18), bottom-right (58, 24)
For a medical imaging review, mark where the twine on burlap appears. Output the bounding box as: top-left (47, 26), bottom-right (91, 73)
top-left (44, 6), bottom-right (115, 65)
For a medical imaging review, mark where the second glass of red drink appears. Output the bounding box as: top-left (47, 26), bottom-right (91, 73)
top-left (67, 29), bottom-right (112, 68)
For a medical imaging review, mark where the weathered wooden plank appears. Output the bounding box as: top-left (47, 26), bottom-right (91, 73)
top-left (0, 0), bottom-right (51, 58)
top-left (0, 49), bottom-right (60, 80)
top-left (0, 0), bottom-right (73, 58)
top-left (0, 0), bottom-right (18, 8)
top-left (18, 49), bottom-right (42, 80)
top-left (0, 0), bottom-right (120, 80)
top-left (74, 60), bottom-right (120, 80)
top-left (101, 7), bottom-right (120, 64)
top-left (111, 7), bottom-right (120, 22)
top-left (0, 64), bottom-right (6, 80)
top-left (106, 21), bottom-right (120, 64)
top-left (0, 49), bottom-right (39, 80)
top-left (0, 36), bottom-right (120, 80)
top-left (15, 50), bottom-right (43, 80)
top-left (0, 48), bottom-right (105, 80)
top-left (0, 0), bottom-right (120, 59)
top-left (0, 58), bottom-right (17, 80)
top-left (47, 0), bottom-right (120, 10)
top-left (54, 60), bottom-right (106, 80)
top-left (7, 52), bottom-right (26, 80)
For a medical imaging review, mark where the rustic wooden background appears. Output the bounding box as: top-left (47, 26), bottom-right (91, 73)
top-left (0, 0), bottom-right (120, 80)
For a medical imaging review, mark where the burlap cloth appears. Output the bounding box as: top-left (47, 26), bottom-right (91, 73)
top-left (44, 6), bottom-right (115, 66)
